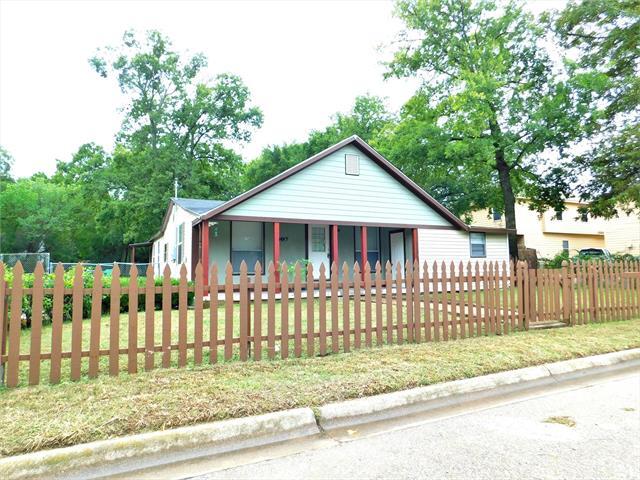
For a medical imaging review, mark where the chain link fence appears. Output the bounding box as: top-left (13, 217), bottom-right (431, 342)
top-left (0, 253), bottom-right (50, 273)
top-left (0, 254), bottom-right (150, 276)
top-left (58, 263), bottom-right (152, 277)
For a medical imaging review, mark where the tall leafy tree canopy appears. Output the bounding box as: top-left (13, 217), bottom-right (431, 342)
top-left (1, 31), bottom-right (262, 261)
top-left (384, 0), bottom-right (600, 257)
top-left (549, 0), bottom-right (640, 216)
top-left (0, 146), bottom-right (13, 183)
top-left (0, 177), bottom-right (96, 259)
top-left (3, 7), bottom-right (637, 262)
top-left (86, 30), bottom-right (262, 245)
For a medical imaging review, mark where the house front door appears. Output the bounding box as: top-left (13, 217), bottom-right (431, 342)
top-left (390, 231), bottom-right (405, 277)
top-left (308, 224), bottom-right (330, 279)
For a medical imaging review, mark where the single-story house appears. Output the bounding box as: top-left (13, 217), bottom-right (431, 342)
top-left (148, 136), bottom-right (511, 282)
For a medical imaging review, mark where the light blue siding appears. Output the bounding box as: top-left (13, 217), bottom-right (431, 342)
top-left (223, 145), bottom-right (450, 226)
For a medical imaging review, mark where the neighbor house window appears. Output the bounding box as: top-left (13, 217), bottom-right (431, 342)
top-left (176, 223), bottom-right (185, 264)
top-left (562, 240), bottom-right (569, 254)
top-left (470, 232), bottom-right (486, 258)
top-left (163, 243), bottom-right (168, 263)
top-left (355, 227), bottom-right (380, 266)
top-left (580, 212), bottom-right (588, 222)
top-left (491, 208), bottom-right (502, 221)
top-left (231, 221), bottom-right (263, 273)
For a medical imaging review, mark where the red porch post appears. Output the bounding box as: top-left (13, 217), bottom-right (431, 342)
top-left (331, 225), bottom-right (339, 267)
top-left (360, 226), bottom-right (367, 281)
top-left (412, 228), bottom-right (419, 263)
top-left (274, 222), bottom-right (281, 284)
top-left (201, 221), bottom-right (209, 284)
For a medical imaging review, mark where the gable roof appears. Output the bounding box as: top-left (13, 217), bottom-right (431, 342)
top-left (171, 197), bottom-right (227, 215)
top-left (196, 135), bottom-right (470, 230)
top-left (150, 197), bottom-right (227, 241)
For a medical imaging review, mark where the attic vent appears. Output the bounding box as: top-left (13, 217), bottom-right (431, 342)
top-left (345, 154), bottom-right (360, 176)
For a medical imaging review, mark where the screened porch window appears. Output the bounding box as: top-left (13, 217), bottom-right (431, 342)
top-left (355, 227), bottom-right (380, 267)
top-left (231, 221), bottom-right (263, 273)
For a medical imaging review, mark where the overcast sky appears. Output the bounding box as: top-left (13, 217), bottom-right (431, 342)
top-left (0, 0), bottom-right (559, 179)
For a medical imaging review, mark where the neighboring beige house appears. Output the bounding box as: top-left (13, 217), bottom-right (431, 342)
top-left (471, 199), bottom-right (640, 258)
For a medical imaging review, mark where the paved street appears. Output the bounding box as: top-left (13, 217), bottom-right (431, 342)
top-left (194, 372), bottom-right (640, 480)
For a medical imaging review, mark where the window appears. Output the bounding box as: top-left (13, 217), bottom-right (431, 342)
top-left (163, 243), bottom-right (168, 263)
top-left (231, 221), bottom-right (263, 273)
top-left (345, 154), bottom-right (360, 175)
top-left (355, 227), bottom-right (380, 266)
top-left (470, 232), bottom-right (486, 258)
top-left (176, 223), bottom-right (185, 264)
top-left (491, 208), bottom-right (502, 221)
top-left (311, 226), bottom-right (326, 252)
top-left (580, 212), bottom-right (588, 222)
top-left (553, 209), bottom-right (563, 221)
top-left (562, 240), bottom-right (569, 254)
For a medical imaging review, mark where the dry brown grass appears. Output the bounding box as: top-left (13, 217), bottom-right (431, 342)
top-left (0, 318), bottom-right (638, 457)
top-left (544, 416), bottom-right (577, 427)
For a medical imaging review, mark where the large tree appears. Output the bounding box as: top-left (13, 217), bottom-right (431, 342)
top-left (550, 0), bottom-right (640, 216)
top-left (386, 0), bottom-right (599, 257)
top-left (0, 146), bottom-right (14, 184)
top-left (89, 30), bottom-right (262, 243)
top-left (0, 176), bottom-right (96, 260)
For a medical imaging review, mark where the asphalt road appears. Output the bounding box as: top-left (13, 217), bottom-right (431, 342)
top-left (194, 372), bottom-right (640, 480)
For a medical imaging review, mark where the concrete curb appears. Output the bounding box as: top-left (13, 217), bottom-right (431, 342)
top-left (0, 408), bottom-right (319, 480)
top-left (317, 348), bottom-right (640, 431)
top-left (2, 349), bottom-right (638, 479)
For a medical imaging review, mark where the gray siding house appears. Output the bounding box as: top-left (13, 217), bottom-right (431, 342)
top-left (150, 136), bottom-right (510, 282)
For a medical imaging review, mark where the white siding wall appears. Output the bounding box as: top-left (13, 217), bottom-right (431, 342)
top-left (152, 204), bottom-right (197, 278)
top-left (417, 228), bottom-right (510, 275)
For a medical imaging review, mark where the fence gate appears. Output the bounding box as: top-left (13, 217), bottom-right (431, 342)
top-left (526, 261), bottom-right (640, 326)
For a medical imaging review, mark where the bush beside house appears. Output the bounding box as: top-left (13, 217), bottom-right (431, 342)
top-left (3, 267), bottom-right (195, 328)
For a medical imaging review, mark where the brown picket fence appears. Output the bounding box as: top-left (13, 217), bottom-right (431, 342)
top-left (0, 258), bottom-right (639, 388)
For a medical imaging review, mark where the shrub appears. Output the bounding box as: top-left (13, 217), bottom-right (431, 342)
top-left (3, 266), bottom-right (194, 328)
top-left (539, 251), bottom-right (570, 269)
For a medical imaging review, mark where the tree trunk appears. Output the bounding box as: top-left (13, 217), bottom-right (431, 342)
top-left (488, 117), bottom-right (518, 260)
top-left (495, 148), bottom-right (518, 259)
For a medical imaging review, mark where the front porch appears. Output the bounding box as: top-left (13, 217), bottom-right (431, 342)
top-left (194, 220), bottom-right (419, 284)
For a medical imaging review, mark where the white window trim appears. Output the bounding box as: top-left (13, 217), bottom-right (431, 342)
top-left (470, 232), bottom-right (487, 258)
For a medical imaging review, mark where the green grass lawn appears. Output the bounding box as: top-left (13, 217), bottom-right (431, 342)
top-left (0, 318), bottom-right (638, 457)
top-left (8, 283), bottom-right (637, 386)
top-left (10, 293), bottom-right (486, 386)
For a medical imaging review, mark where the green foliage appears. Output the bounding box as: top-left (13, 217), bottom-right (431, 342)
top-left (0, 177), bottom-right (97, 260)
top-left (286, 259), bottom-right (310, 280)
top-left (4, 266), bottom-right (194, 328)
top-left (540, 249), bottom-right (639, 268)
top-left (385, 0), bottom-right (601, 256)
top-left (242, 95), bottom-right (393, 190)
top-left (2, 30), bottom-right (262, 262)
top-left (375, 94), bottom-right (500, 218)
top-left (548, 0), bottom-right (640, 216)
top-left (0, 146), bottom-right (13, 183)
top-left (84, 30), bottom-right (262, 245)
top-left (572, 125), bottom-right (640, 217)
top-left (539, 251), bottom-right (571, 269)
top-left (243, 143), bottom-right (307, 191)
